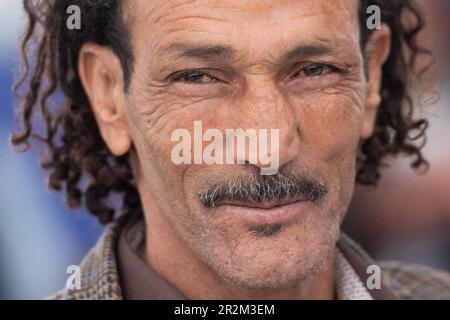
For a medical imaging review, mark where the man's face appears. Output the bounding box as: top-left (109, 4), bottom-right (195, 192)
top-left (116, 0), bottom-right (378, 288)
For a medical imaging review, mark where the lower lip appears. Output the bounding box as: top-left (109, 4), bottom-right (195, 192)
top-left (219, 200), bottom-right (309, 225)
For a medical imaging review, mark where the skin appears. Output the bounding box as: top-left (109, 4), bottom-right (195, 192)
top-left (78, 0), bottom-right (391, 299)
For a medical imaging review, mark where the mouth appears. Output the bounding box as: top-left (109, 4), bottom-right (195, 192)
top-left (218, 197), bottom-right (307, 209)
top-left (216, 198), bottom-right (311, 226)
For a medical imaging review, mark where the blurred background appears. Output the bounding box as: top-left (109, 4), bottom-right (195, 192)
top-left (0, 1), bottom-right (103, 299)
top-left (0, 0), bottom-right (448, 299)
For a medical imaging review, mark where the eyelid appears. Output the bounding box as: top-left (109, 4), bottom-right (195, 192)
top-left (169, 69), bottom-right (221, 84)
top-left (300, 62), bottom-right (339, 72)
top-left (288, 61), bottom-right (345, 78)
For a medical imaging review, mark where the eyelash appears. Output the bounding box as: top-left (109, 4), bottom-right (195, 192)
top-left (171, 63), bottom-right (342, 85)
top-left (171, 70), bottom-right (219, 84)
top-left (290, 62), bottom-right (342, 79)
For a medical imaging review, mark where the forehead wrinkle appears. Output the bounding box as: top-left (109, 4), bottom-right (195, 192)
top-left (141, 0), bottom-right (195, 24)
top-left (133, 0), bottom-right (362, 73)
top-left (132, 0), bottom-right (360, 31)
top-left (142, 0), bottom-right (233, 26)
top-left (331, 0), bottom-right (360, 48)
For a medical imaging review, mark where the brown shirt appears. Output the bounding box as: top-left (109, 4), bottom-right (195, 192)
top-left (117, 217), bottom-right (185, 299)
top-left (48, 214), bottom-right (450, 300)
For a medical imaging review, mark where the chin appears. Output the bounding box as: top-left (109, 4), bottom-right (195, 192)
top-left (198, 217), bottom-right (340, 290)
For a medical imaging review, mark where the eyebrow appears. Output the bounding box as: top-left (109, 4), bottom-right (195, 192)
top-left (162, 43), bottom-right (235, 60)
top-left (281, 44), bottom-right (335, 62)
top-left (161, 42), bottom-right (338, 63)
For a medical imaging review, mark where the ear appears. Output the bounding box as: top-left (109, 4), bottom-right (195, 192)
top-left (78, 43), bottom-right (132, 156)
top-left (361, 24), bottom-right (391, 139)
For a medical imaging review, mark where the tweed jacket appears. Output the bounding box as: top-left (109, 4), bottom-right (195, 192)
top-left (49, 216), bottom-right (450, 300)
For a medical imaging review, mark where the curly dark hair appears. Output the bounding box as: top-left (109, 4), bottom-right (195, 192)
top-left (11, 0), bottom-right (431, 224)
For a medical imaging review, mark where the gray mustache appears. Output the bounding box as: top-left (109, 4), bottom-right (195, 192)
top-left (199, 172), bottom-right (328, 208)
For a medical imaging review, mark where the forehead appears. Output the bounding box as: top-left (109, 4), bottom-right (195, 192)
top-left (126, 0), bottom-right (361, 59)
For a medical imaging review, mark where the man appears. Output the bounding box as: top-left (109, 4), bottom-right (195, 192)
top-left (12, 0), bottom-right (450, 299)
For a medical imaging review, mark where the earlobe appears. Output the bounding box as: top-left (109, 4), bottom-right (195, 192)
top-left (78, 43), bottom-right (132, 156)
top-left (361, 94), bottom-right (381, 138)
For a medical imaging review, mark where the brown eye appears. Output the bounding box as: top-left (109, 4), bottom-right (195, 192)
top-left (292, 63), bottom-right (334, 78)
top-left (303, 64), bottom-right (327, 76)
top-left (173, 70), bottom-right (218, 84)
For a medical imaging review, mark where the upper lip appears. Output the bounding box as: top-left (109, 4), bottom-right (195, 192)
top-left (218, 197), bottom-right (307, 210)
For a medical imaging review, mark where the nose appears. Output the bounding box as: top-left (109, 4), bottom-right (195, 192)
top-left (232, 79), bottom-right (301, 175)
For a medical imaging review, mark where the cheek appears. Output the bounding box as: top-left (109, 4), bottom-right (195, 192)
top-left (295, 90), bottom-right (365, 165)
top-left (126, 90), bottom-right (227, 193)
top-left (128, 91), bottom-right (192, 154)
top-left (294, 91), bottom-right (364, 220)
